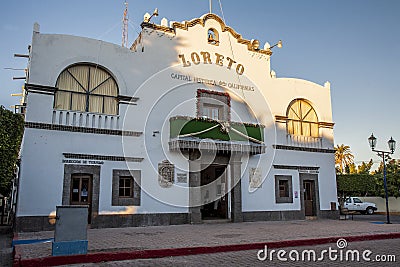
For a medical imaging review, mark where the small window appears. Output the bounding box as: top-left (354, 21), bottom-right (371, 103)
top-left (353, 198), bottom-right (362, 203)
top-left (345, 198), bottom-right (351, 204)
top-left (197, 89), bottom-right (230, 121)
top-left (275, 175), bottom-right (293, 203)
top-left (202, 103), bottom-right (222, 120)
top-left (112, 170), bottom-right (141, 206)
top-left (207, 28), bottom-right (219, 45)
top-left (279, 180), bottom-right (289, 198)
top-left (119, 176), bottom-right (133, 198)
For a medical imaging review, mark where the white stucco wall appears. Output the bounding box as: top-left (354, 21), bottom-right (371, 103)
top-left (18, 13), bottom-right (336, 218)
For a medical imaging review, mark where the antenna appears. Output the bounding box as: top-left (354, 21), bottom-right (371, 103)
top-left (122, 1), bottom-right (128, 47)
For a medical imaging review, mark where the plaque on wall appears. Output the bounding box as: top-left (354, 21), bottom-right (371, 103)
top-left (176, 172), bottom-right (187, 183)
top-left (158, 160), bottom-right (174, 188)
top-left (249, 167), bottom-right (262, 188)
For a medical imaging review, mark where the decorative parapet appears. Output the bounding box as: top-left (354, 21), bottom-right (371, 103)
top-left (169, 116), bottom-right (264, 143)
top-left (135, 13), bottom-right (273, 56)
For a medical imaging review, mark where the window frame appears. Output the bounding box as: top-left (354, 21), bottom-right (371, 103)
top-left (202, 103), bottom-right (223, 120)
top-left (275, 175), bottom-right (293, 203)
top-left (286, 99), bottom-right (319, 137)
top-left (54, 63), bottom-right (119, 115)
top-left (279, 180), bottom-right (289, 198)
top-left (118, 176), bottom-right (133, 198)
top-left (112, 170), bottom-right (141, 206)
top-left (196, 89), bottom-right (230, 121)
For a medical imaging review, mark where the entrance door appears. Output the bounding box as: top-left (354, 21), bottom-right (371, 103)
top-left (70, 174), bottom-right (92, 223)
top-left (303, 180), bottom-right (316, 216)
top-left (200, 165), bottom-right (228, 220)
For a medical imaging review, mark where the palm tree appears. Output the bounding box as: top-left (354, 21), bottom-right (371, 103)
top-left (335, 144), bottom-right (354, 174)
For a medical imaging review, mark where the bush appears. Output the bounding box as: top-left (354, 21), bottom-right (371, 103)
top-left (0, 106), bottom-right (24, 195)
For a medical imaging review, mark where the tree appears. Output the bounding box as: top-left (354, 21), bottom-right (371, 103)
top-left (346, 162), bottom-right (357, 174)
top-left (335, 144), bottom-right (354, 174)
top-left (357, 159), bottom-right (373, 174)
top-left (337, 174), bottom-right (377, 197)
top-left (336, 174), bottom-right (377, 209)
top-left (374, 159), bottom-right (400, 198)
top-left (0, 106), bottom-right (24, 196)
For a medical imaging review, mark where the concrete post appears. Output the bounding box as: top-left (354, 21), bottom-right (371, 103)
top-left (230, 153), bottom-right (243, 222)
top-left (189, 150), bottom-right (202, 224)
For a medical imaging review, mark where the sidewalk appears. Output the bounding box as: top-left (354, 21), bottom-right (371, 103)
top-left (12, 219), bottom-right (400, 266)
top-left (0, 226), bottom-right (13, 267)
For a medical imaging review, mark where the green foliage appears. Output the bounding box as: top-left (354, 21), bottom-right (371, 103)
top-left (0, 106), bottom-right (24, 196)
top-left (337, 159), bottom-right (400, 199)
top-left (337, 174), bottom-right (377, 197)
top-left (335, 144), bottom-right (354, 174)
top-left (345, 162), bottom-right (357, 174)
top-left (357, 159), bottom-right (374, 174)
top-left (340, 158), bottom-right (373, 175)
top-left (373, 159), bottom-right (400, 198)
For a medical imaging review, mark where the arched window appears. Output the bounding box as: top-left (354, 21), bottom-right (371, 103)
top-left (207, 28), bottom-right (219, 45)
top-left (54, 64), bottom-right (118, 115)
top-left (287, 99), bottom-right (319, 137)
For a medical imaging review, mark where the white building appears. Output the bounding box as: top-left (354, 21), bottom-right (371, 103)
top-left (16, 13), bottom-right (338, 231)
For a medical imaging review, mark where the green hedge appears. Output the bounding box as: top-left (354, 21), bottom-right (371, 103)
top-left (336, 174), bottom-right (377, 197)
top-left (0, 106), bottom-right (24, 195)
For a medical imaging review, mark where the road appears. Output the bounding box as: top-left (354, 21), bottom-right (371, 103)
top-left (351, 214), bottom-right (400, 224)
top-left (65, 238), bottom-right (399, 266)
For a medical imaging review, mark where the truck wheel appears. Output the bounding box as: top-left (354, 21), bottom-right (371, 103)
top-left (366, 207), bottom-right (374, 215)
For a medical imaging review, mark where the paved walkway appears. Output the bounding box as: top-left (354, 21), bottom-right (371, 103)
top-left (0, 226), bottom-right (13, 267)
top-left (12, 218), bottom-right (400, 266)
top-left (65, 239), bottom-right (400, 266)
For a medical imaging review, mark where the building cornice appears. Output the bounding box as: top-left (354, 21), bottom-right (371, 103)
top-left (138, 13), bottom-right (272, 56)
top-left (273, 144), bottom-right (335, 154)
top-left (63, 153), bottom-right (143, 162)
top-left (25, 121), bottom-right (142, 137)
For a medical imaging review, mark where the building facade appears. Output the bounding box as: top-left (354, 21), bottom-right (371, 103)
top-left (16, 13), bottom-right (338, 231)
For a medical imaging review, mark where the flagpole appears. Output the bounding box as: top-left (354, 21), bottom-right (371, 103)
top-left (209, 0), bottom-right (212, 13)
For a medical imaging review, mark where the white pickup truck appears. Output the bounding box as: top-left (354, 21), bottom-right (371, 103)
top-left (344, 197), bottom-right (377, 215)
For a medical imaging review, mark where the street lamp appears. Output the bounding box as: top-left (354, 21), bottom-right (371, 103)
top-left (368, 133), bottom-right (396, 224)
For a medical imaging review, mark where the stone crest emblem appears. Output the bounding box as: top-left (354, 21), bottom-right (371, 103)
top-left (158, 160), bottom-right (174, 188)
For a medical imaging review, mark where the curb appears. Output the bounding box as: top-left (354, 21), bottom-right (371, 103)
top-left (13, 232), bottom-right (400, 267)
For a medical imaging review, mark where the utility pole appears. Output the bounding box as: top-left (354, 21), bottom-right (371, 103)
top-left (122, 1), bottom-right (129, 47)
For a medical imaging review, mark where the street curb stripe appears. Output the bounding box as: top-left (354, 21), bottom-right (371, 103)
top-left (13, 232), bottom-right (400, 267)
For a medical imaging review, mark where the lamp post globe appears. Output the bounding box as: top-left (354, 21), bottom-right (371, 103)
top-left (368, 133), bottom-right (376, 150)
top-left (388, 137), bottom-right (396, 153)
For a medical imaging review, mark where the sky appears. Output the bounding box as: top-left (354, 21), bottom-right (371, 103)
top-left (1, 0), bottom-right (399, 169)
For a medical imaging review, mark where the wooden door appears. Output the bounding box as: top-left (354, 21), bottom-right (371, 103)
top-left (70, 174), bottom-right (92, 223)
top-left (303, 180), bottom-right (315, 216)
top-left (215, 167), bottom-right (228, 219)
